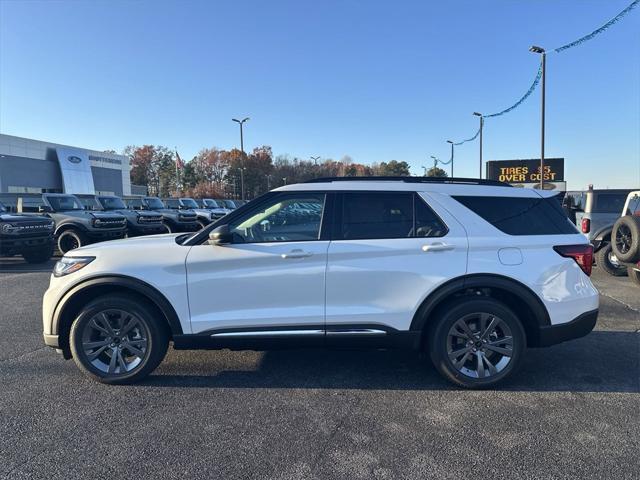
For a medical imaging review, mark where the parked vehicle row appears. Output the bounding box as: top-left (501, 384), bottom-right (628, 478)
top-left (0, 193), bottom-right (246, 259)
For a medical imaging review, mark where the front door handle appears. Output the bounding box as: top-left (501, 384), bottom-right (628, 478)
top-left (281, 249), bottom-right (313, 259)
top-left (422, 243), bottom-right (455, 253)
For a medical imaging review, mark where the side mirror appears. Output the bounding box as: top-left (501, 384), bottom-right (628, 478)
top-left (209, 224), bottom-right (232, 246)
top-left (38, 205), bottom-right (53, 213)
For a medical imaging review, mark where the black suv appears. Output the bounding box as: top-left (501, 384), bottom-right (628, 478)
top-left (125, 197), bottom-right (199, 233)
top-left (18, 194), bottom-right (127, 254)
top-left (0, 200), bottom-right (54, 263)
top-left (78, 195), bottom-right (167, 237)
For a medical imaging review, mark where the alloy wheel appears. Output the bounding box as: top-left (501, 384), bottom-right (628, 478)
top-left (615, 224), bottom-right (632, 255)
top-left (81, 309), bottom-right (150, 375)
top-left (446, 312), bottom-right (514, 379)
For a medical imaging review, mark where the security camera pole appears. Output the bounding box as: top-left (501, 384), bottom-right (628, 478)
top-left (473, 112), bottom-right (483, 179)
top-left (232, 117), bottom-right (250, 199)
top-left (529, 45), bottom-right (546, 190)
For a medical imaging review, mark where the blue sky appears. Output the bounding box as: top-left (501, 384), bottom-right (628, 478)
top-left (1, 0), bottom-right (638, 188)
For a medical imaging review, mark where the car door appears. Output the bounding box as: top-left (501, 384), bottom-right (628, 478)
top-left (185, 192), bottom-right (331, 335)
top-left (325, 191), bottom-right (467, 337)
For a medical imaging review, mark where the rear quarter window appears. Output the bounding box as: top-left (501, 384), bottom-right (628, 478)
top-left (453, 195), bottom-right (578, 235)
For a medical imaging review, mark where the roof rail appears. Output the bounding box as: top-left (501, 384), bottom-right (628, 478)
top-left (303, 176), bottom-right (512, 187)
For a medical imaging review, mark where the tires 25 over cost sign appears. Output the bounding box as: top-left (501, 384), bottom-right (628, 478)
top-left (486, 158), bottom-right (564, 184)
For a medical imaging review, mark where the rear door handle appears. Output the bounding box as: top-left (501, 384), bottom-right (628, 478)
top-left (281, 249), bottom-right (313, 259)
top-left (422, 243), bottom-right (455, 253)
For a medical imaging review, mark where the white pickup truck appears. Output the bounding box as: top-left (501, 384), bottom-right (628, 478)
top-left (611, 191), bottom-right (640, 287)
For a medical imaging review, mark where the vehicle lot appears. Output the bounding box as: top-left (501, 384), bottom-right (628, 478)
top-left (0, 261), bottom-right (638, 479)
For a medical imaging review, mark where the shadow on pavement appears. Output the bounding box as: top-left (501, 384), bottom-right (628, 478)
top-left (142, 330), bottom-right (639, 393)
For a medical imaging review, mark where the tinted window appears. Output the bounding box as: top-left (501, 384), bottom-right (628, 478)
top-left (164, 199), bottom-right (180, 209)
top-left (46, 195), bottom-right (84, 211)
top-left (181, 198), bottom-right (199, 209)
top-left (338, 192), bottom-right (447, 240)
top-left (593, 193), bottom-right (627, 213)
top-left (626, 194), bottom-right (640, 216)
top-left (18, 197), bottom-right (45, 213)
top-left (229, 194), bottom-right (325, 243)
top-left (453, 195), bottom-right (578, 235)
top-left (98, 196), bottom-right (127, 210)
top-left (144, 197), bottom-right (165, 209)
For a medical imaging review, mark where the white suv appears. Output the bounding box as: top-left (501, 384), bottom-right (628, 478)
top-left (43, 177), bottom-right (599, 388)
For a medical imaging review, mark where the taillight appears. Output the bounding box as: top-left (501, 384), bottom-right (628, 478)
top-left (581, 218), bottom-right (590, 233)
top-left (553, 244), bottom-right (594, 276)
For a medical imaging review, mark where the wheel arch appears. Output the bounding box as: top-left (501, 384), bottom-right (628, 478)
top-left (52, 275), bottom-right (183, 354)
top-left (410, 274), bottom-right (551, 348)
top-left (54, 222), bottom-right (87, 237)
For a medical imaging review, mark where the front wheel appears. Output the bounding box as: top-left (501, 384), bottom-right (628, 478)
top-left (69, 294), bottom-right (169, 384)
top-left (57, 229), bottom-right (85, 254)
top-left (22, 245), bottom-right (53, 264)
top-left (595, 243), bottom-right (627, 277)
top-left (428, 298), bottom-right (525, 389)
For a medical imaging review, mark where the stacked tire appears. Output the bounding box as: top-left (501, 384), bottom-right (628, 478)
top-left (611, 216), bottom-right (640, 287)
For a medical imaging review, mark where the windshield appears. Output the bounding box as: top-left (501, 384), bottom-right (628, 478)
top-left (204, 199), bottom-right (220, 208)
top-left (219, 200), bottom-right (235, 209)
top-left (144, 197), bottom-right (165, 209)
top-left (47, 195), bottom-right (85, 211)
top-left (181, 198), bottom-right (199, 209)
top-left (98, 196), bottom-right (127, 210)
top-left (165, 199), bottom-right (180, 209)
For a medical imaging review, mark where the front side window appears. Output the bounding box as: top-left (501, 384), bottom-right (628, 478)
top-left (228, 194), bottom-right (325, 243)
top-left (338, 192), bottom-right (447, 240)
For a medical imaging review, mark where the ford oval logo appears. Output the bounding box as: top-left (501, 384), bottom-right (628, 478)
top-left (67, 155), bottom-right (82, 164)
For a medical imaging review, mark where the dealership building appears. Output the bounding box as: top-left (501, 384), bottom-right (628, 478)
top-left (0, 134), bottom-right (132, 196)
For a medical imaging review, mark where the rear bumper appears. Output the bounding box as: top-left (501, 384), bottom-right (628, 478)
top-left (536, 309), bottom-right (598, 347)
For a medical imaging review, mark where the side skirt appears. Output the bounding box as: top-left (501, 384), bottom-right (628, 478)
top-left (172, 324), bottom-right (421, 351)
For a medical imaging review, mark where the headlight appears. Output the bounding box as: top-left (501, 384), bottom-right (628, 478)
top-left (53, 256), bottom-right (95, 277)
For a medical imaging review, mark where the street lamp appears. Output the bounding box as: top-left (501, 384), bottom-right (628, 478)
top-left (310, 156), bottom-right (321, 165)
top-left (430, 156), bottom-right (439, 176)
top-left (530, 45), bottom-right (546, 190)
top-left (266, 174), bottom-right (272, 190)
top-left (446, 140), bottom-right (454, 178)
top-left (282, 177), bottom-right (287, 185)
top-left (232, 117), bottom-right (250, 199)
top-left (473, 112), bottom-right (483, 179)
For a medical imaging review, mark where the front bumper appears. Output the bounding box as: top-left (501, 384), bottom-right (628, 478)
top-left (0, 235), bottom-right (54, 255)
top-left (536, 309), bottom-right (598, 347)
top-left (85, 229), bottom-right (127, 241)
top-left (127, 224), bottom-right (167, 236)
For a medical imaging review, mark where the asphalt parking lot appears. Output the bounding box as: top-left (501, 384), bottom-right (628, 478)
top-left (0, 260), bottom-right (638, 479)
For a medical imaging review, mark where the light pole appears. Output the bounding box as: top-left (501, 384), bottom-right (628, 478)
top-left (421, 166), bottom-right (427, 176)
top-left (530, 45), bottom-right (546, 190)
top-left (267, 174), bottom-right (272, 190)
top-left (473, 112), bottom-right (483, 179)
top-left (310, 156), bottom-right (320, 165)
top-left (282, 177), bottom-right (287, 185)
top-left (232, 117), bottom-right (250, 199)
top-left (446, 140), bottom-right (454, 178)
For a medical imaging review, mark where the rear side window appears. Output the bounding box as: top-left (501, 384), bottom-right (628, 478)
top-left (453, 195), bottom-right (578, 236)
top-left (337, 192), bottom-right (447, 240)
top-left (592, 193), bottom-right (627, 213)
top-left (627, 195), bottom-right (640, 216)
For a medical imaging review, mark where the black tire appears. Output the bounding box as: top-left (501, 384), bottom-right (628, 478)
top-left (57, 229), bottom-right (86, 254)
top-left (428, 298), bottom-right (526, 389)
top-left (628, 267), bottom-right (640, 287)
top-left (611, 216), bottom-right (640, 263)
top-left (69, 294), bottom-right (169, 384)
top-left (22, 245), bottom-right (53, 264)
top-left (594, 243), bottom-right (627, 277)
top-left (164, 222), bottom-right (174, 233)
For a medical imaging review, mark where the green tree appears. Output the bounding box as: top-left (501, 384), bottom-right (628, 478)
top-left (373, 160), bottom-right (410, 176)
top-left (425, 166), bottom-right (448, 177)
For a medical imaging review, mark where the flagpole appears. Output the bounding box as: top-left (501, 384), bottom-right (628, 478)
top-left (175, 146), bottom-right (179, 195)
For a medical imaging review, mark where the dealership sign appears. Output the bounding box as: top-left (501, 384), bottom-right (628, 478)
top-left (486, 158), bottom-right (564, 184)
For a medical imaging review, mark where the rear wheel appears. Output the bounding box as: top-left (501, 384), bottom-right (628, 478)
top-left (628, 267), bottom-right (640, 287)
top-left (69, 294), bottom-right (169, 384)
top-left (428, 298), bottom-right (525, 389)
top-left (57, 229), bottom-right (85, 254)
top-left (595, 243), bottom-right (627, 277)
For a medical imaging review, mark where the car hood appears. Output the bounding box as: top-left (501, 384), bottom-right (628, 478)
top-left (69, 232), bottom-right (183, 255)
top-left (59, 210), bottom-right (125, 220)
top-left (1, 213), bottom-right (52, 223)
